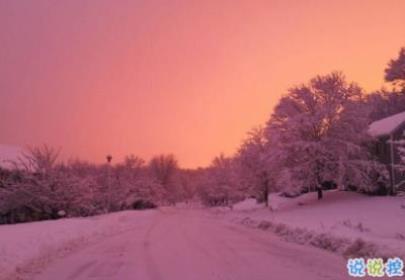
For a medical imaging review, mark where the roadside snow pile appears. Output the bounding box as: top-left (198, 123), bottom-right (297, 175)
top-left (225, 190), bottom-right (405, 258)
top-left (0, 210), bottom-right (156, 280)
top-left (232, 198), bottom-right (263, 211)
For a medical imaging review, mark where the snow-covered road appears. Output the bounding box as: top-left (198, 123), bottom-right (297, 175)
top-left (33, 208), bottom-right (350, 280)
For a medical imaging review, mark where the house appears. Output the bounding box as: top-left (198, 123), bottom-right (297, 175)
top-left (368, 111), bottom-right (405, 195)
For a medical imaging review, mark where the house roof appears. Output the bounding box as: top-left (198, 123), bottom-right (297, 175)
top-left (368, 111), bottom-right (405, 137)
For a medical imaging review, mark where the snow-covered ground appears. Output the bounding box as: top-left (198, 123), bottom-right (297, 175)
top-left (227, 190), bottom-right (405, 259)
top-left (1, 208), bottom-right (351, 280)
top-left (2, 193), bottom-right (402, 280)
top-left (0, 210), bottom-right (157, 280)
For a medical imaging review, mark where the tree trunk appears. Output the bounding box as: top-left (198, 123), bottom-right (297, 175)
top-left (263, 177), bottom-right (269, 207)
top-left (317, 186), bottom-right (323, 200)
top-left (315, 161), bottom-right (323, 200)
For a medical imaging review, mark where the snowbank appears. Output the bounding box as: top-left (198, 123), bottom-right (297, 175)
top-left (0, 210), bottom-right (156, 280)
top-left (226, 190), bottom-right (405, 258)
top-left (232, 198), bottom-right (263, 211)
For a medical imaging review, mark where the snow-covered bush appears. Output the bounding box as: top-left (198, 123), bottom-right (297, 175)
top-left (343, 238), bottom-right (378, 258)
top-left (0, 147), bottom-right (174, 224)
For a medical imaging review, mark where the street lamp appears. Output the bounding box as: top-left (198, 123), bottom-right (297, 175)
top-left (106, 154), bottom-right (112, 211)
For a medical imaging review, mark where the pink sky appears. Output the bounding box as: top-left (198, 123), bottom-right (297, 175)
top-left (1, 0), bottom-right (405, 168)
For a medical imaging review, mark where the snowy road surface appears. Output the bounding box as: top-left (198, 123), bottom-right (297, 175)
top-left (33, 208), bottom-right (351, 280)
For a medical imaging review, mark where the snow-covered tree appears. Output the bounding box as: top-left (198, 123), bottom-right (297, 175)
top-left (174, 169), bottom-right (199, 204)
top-left (14, 145), bottom-right (60, 175)
top-left (237, 127), bottom-right (275, 206)
top-left (266, 72), bottom-right (385, 199)
top-left (148, 154), bottom-right (179, 204)
top-left (385, 47), bottom-right (405, 89)
top-left (365, 48), bottom-right (405, 121)
top-left (198, 154), bottom-right (243, 207)
top-left (366, 90), bottom-right (405, 122)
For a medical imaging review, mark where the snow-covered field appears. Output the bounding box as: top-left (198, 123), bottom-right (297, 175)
top-left (227, 190), bottom-right (405, 258)
top-left (0, 210), bottom-right (157, 280)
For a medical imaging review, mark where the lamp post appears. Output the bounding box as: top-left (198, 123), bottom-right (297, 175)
top-left (106, 154), bottom-right (112, 211)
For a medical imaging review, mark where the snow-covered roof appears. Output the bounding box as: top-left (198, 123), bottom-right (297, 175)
top-left (368, 111), bottom-right (405, 137)
top-left (0, 144), bottom-right (21, 168)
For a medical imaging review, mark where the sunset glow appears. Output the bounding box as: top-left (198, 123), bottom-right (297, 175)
top-left (1, 0), bottom-right (405, 167)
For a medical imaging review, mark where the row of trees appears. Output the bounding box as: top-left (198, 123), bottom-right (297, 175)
top-left (198, 47), bottom-right (405, 206)
top-left (0, 147), bottom-right (197, 224)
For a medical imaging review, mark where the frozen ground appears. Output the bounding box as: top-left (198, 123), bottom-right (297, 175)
top-left (1, 208), bottom-right (351, 280)
top-left (227, 190), bottom-right (405, 259)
